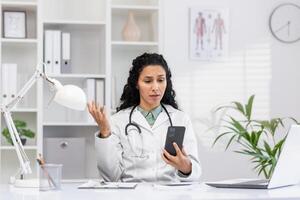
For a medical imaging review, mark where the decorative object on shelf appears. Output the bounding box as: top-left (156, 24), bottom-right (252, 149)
top-left (0, 63), bottom-right (87, 187)
top-left (211, 95), bottom-right (298, 179)
top-left (2, 120), bottom-right (35, 146)
top-left (122, 11), bottom-right (141, 41)
top-left (3, 11), bottom-right (27, 38)
top-left (190, 7), bottom-right (229, 61)
top-left (269, 3), bottom-right (300, 44)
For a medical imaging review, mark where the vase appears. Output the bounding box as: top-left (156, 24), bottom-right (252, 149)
top-left (122, 11), bottom-right (141, 41)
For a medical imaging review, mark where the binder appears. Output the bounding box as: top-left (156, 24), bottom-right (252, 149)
top-left (1, 64), bottom-right (9, 106)
top-left (1, 64), bottom-right (17, 106)
top-left (85, 79), bottom-right (96, 122)
top-left (8, 64), bottom-right (17, 103)
top-left (95, 79), bottom-right (104, 105)
top-left (61, 32), bottom-right (71, 73)
top-left (52, 30), bottom-right (61, 75)
top-left (44, 30), bottom-right (54, 74)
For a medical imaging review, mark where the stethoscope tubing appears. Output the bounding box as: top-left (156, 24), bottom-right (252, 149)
top-left (125, 104), bottom-right (172, 136)
top-left (124, 104), bottom-right (173, 158)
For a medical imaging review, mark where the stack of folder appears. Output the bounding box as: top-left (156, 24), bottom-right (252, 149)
top-left (85, 79), bottom-right (105, 122)
top-left (44, 30), bottom-right (71, 75)
top-left (1, 64), bottom-right (17, 106)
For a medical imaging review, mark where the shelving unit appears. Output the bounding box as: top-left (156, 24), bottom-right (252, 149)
top-left (0, 0), bottom-right (162, 183)
top-left (0, 0), bottom-right (39, 183)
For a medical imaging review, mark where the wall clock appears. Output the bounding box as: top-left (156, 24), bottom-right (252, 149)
top-left (269, 3), bottom-right (300, 43)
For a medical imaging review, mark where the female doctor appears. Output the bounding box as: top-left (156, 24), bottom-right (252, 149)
top-left (88, 53), bottom-right (201, 182)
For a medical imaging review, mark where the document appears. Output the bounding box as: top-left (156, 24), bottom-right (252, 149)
top-left (78, 180), bottom-right (137, 189)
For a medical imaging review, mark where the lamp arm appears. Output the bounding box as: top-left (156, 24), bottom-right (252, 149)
top-left (2, 111), bottom-right (31, 174)
top-left (0, 63), bottom-right (51, 176)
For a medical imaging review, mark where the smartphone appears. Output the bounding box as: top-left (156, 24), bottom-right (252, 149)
top-left (164, 126), bottom-right (186, 156)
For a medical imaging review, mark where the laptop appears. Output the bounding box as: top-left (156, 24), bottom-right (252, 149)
top-left (206, 125), bottom-right (300, 189)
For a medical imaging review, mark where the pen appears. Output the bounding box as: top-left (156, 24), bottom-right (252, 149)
top-left (37, 154), bottom-right (57, 188)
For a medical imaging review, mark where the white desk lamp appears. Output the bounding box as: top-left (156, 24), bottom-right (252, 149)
top-left (0, 64), bottom-right (87, 187)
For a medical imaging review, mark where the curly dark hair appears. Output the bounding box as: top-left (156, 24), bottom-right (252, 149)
top-left (117, 53), bottom-right (178, 111)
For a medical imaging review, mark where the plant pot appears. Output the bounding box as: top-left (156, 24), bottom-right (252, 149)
top-left (20, 138), bottom-right (27, 146)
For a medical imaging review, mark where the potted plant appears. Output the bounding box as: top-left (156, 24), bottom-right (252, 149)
top-left (212, 95), bottom-right (298, 179)
top-left (2, 120), bottom-right (35, 146)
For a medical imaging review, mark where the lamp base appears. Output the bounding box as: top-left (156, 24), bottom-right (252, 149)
top-left (13, 178), bottom-right (39, 188)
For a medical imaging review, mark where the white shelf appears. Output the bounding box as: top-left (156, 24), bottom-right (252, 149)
top-left (1, 38), bottom-right (38, 44)
top-left (111, 5), bottom-right (159, 10)
top-left (0, 146), bottom-right (37, 150)
top-left (49, 74), bottom-right (106, 79)
top-left (43, 20), bottom-right (106, 26)
top-left (1, 1), bottom-right (37, 10)
top-left (43, 122), bottom-right (97, 127)
top-left (11, 108), bottom-right (38, 112)
top-left (112, 41), bottom-right (159, 46)
top-left (112, 7), bottom-right (158, 15)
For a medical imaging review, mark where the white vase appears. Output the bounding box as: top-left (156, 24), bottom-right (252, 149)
top-left (122, 12), bottom-right (141, 41)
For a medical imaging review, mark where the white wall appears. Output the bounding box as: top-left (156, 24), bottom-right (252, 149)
top-left (162, 0), bottom-right (300, 181)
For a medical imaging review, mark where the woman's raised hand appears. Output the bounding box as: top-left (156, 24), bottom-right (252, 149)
top-left (87, 101), bottom-right (111, 138)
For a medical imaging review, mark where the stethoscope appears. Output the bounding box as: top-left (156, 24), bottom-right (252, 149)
top-left (124, 104), bottom-right (173, 158)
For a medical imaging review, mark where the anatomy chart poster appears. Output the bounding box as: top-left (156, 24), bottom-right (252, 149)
top-left (190, 8), bottom-right (229, 61)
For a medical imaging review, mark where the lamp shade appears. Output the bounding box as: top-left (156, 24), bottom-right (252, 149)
top-left (53, 81), bottom-right (87, 111)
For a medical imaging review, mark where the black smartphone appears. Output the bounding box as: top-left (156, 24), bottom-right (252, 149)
top-left (164, 126), bottom-right (186, 156)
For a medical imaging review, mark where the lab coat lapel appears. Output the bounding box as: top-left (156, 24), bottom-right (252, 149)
top-left (131, 109), bottom-right (152, 132)
top-left (152, 105), bottom-right (176, 130)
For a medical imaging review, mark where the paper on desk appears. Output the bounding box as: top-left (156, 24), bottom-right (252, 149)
top-left (78, 180), bottom-right (137, 189)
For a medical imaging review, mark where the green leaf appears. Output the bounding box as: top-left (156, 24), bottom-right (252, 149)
top-left (14, 120), bottom-right (26, 128)
top-left (212, 132), bottom-right (233, 147)
top-left (214, 105), bottom-right (235, 112)
top-left (1, 120), bottom-right (35, 145)
top-left (232, 102), bottom-right (245, 115)
top-left (245, 95), bottom-right (255, 121)
top-left (274, 137), bottom-right (286, 158)
top-left (264, 141), bottom-right (273, 156)
top-left (225, 135), bottom-right (237, 150)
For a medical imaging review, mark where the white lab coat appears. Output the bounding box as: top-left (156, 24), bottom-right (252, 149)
top-left (95, 104), bottom-right (202, 182)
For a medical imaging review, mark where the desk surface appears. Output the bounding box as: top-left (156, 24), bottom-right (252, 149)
top-left (1, 182), bottom-right (300, 200)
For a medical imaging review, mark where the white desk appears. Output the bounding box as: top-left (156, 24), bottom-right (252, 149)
top-left (1, 183), bottom-right (300, 200)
